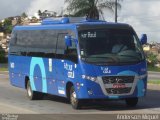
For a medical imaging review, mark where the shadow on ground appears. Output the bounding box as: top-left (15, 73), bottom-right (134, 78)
top-left (42, 89), bottom-right (160, 111)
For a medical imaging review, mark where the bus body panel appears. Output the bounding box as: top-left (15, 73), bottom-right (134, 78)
top-left (9, 55), bottom-right (79, 97)
top-left (9, 54), bottom-right (147, 99)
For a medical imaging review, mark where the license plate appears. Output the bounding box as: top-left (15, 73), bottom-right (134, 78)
top-left (112, 83), bottom-right (126, 89)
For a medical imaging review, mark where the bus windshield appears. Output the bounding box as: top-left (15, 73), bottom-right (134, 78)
top-left (79, 28), bottom-right (145, 65)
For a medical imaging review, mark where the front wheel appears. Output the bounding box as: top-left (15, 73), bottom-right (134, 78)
top-left (26, 81), bottom-right (44, 100)
top-left (125, 97), bottom-right (138, 107)
top-left (70, 86), bottom-right (82, 109)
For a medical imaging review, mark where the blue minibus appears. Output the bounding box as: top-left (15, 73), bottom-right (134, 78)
top-left (8, 17), bottom-right (148, 109)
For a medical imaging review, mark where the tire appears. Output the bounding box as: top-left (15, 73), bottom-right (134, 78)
top-left (70, 86), bottom-right (81, 109)
top-left (125, 97), bottom-right (138, 107)
top-left (26, 81), bottom-right (44, 100)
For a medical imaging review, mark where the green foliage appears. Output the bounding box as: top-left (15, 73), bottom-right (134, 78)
top-left (0, 49), bottom-right (6, 63)
top-left (148, 80), bottom-right (160, 85)
top-left (3, 18), bottom-right (12, 25)
top-left (38, 10), bottom-right (42, 16)
top-left (0, 67), bottom-right (8, 71)
top-left (3, 18), bottom-right (13, 34)
top-left (0, 22), bottom-right (3, 31)
top-left (21, 12), bottom-right (28, 18)
top-left (5, 25), bottom-right (12, 34)
top-left (147, 53), bottom-right (158, 67)
top-left (148, 65), bottom-right (160, 72)
top-left (65, 0), bottom-right (122, 19)
top-left (0, 22), bottom-right (3, 28)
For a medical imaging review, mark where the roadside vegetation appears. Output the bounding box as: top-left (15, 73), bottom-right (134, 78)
top-left (148, 80), bottom-right (160, 85)
top-left (0, 46), bottom-right (8, 71)
top-left (0, 67), bottom-right (8, 71)
top-left (146, 53), bottom-right (160, 72)
top-left (147, 65), bottom-right (160, 72)
top-left (0, 48), bottom-right (7, 63)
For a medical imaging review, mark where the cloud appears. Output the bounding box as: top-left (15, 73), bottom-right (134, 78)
top-left (27, 0), bottom-right (65, 16)
top-left (0, 0), bottom-right (31, 19)
top-left (118, 0), bottom-right (160, 42)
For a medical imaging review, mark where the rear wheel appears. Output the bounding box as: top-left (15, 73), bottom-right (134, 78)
top-left (26, 81), bottom-right (44, 100)
top-left (70, 86), bottom-right (81, 109)
top-left (125, 97), bottom-right (138, 107)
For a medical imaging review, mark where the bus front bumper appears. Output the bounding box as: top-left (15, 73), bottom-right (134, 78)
top-left (75, 76), bottom-right (147, 100)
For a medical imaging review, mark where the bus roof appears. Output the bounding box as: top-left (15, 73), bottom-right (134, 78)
top-left (13, 17), bottom-right (131, 31)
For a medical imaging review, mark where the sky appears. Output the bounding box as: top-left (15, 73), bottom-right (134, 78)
top-left (0, 0), bottom-right (160, 43)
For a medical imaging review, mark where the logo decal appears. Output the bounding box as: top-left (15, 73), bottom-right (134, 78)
top-left (49, 58), bottom-right (52, 72)
top-left (30, 57), bottom-right (47, 93)
top-left (101, 67), bottom-right (111, 74)
top-left (10, 62), bottom-right (15, 68)
top-left (64, 63), bottom-right (75, 78)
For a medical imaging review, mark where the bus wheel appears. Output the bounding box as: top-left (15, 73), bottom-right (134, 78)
top-left (70, 86), bottom-right (81, 109)
top-left (125, 97), bottom-right (138, 107)
top-left (26, 81), bottom-right (44, 100)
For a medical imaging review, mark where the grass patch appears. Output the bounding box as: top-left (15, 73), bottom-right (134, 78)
top-left (148, 80), bottom-right (160, 85)
top-left (0, 67), bottom-right (8, 71)
top-left (147, 65), bottom-right (160, 72)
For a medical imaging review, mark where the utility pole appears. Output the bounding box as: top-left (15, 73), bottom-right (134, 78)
top-left (115, 0), bottom-right (118, 23)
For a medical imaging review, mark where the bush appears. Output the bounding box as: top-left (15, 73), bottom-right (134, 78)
top-left (146, 53), bottom-right (158, 67)
top-left (0, 50), bottom-right (6, 63)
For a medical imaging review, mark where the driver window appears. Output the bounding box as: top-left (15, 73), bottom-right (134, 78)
top-left (65, 37), bottom-right (78, 63)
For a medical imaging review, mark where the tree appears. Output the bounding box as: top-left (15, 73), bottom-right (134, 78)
top-left (17, 17), bottom-right (22, 25)
top-left (65, 0), bottom-right (122, 20)
top-left (147, 53), bottom-right (158, 67)
top-left (0, 47), bottom-right (6, 63)
top-left (21, 12), bottom-right (28, 18)
top-left (0, 22), bottom-right (4, 32)
top-left (38, 10), bottom-right (42, 16)
top-left (3, 18), bottom-right (13, 34)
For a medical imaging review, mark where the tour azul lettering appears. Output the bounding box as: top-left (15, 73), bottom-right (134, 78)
top-left (101, 67), bottom-right (111, 74)
top-left (64, 63), bottom-right (73, 71)
top-left (81, 32), bottom-right (96, 38)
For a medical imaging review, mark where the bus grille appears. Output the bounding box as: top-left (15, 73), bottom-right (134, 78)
top-left (102, 76), bottom-right (134, 84)
top-left (106, 87), bottom-right (132, 94)
top-left (102, 76), bottom-right (134, 95)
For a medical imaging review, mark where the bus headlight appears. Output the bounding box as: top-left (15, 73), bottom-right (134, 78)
top-left (82, 75), bottom-right (97, 82)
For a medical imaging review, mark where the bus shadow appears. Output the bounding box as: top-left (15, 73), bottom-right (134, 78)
top-left (83, 89), bottom-right (160, 111)
top-left (43, 94), bottom-right (69, 104)
top-left (43, 89), bottom-right (160, 111)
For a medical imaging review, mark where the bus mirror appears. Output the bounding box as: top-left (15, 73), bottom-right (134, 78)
top-left (65, 35), bottom-right (72, 47)
top-left (140, 34), bottom-right (147, 45)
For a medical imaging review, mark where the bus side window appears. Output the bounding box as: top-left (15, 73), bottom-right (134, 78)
top-left (56, 33), bottom-right (78, 63)
top-left (26, 30), bottom-right (57, 58)
top-left (56, 33), bottom-right (67, 59)
top-left (9, 31), bottom-right (17, 55)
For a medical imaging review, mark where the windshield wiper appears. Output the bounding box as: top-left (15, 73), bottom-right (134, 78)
top-left (86, 56), bottom-right (119, 62)
top-left (119, 55), bottom-right (141, 60)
